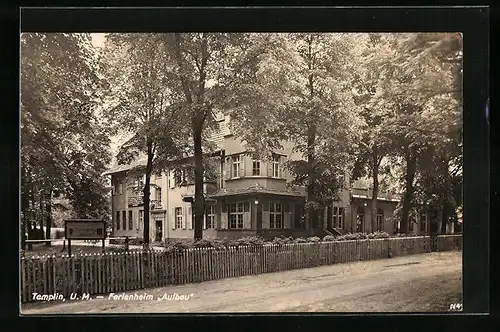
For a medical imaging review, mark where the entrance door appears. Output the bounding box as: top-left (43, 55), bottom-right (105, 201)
top-left (356, 212), bottom-right (364, 233)
top-left (155, 220), bottom-right (163, 242)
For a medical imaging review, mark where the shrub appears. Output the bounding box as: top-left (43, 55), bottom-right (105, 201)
top-left (307, 236), bottom-right (321, 243)
top-left (322, 235), bottom-right (336, 242)
top-left (193, 239), bottom-right (213, 248)
top-left (294, 237), bottom-right (308, 243)
top-left (371, 231), bottom-right (390, 239)
top-left (234, 236), bottom-right (266, 246)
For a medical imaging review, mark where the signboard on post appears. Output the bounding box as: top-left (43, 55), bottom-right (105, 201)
top-left (64, 219), bottom-right (106, 256)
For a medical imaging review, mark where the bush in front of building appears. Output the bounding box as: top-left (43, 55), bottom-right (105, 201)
top-left (307, 236), bottom-right (322, 243)
top-left (367, 231), bottom-right (390, 239)
top-left (233, 236), bottom-right (267, 246)
top-left (322, 235), bottom-right (336, 242)
top-left (271, 236), bottom-right (294, 245)
top-left (160, 231), bottom-right (416, 251)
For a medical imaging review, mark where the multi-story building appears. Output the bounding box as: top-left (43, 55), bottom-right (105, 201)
top-left (104, 115), bottom-right (429, 242)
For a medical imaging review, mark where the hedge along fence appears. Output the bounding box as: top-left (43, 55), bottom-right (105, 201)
top-left (20, 235), bottom-right (462, 303)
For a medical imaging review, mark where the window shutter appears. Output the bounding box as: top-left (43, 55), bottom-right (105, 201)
top-left (262, 210), bottom-right (270, 229)
top-left (278, 156), bottom-right (283, 178)
top-left (203, 208), bottom-right (207, 229)
top-left (169, 170), bottom-right (175, 189)
top-left (221, 204), bottom-right (228, 229)
top-left (182, 206), bottom-right (187, 229)
top-left (243, 211), bottom-right (251, 229)
top-left (171, 208), bottom-right (176, 229)
top-left (284, 211), bottom-right (292, 229)
top-left (224, 158), bottom-right (231, 180)
top-left (240, 154), bottom-right (246, 177)
top-left (267, 159), bottom-right (273, 177)
top-left (262, 201), bottom-right (270, 229)
top-left (187, 206), bottom-right (193, 229)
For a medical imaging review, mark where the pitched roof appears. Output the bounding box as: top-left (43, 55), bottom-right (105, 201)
top-left (103, 116), bottom-right (229, 176)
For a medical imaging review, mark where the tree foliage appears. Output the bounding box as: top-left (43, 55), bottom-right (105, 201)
top-left (20, 33), bottom-right (112, 245)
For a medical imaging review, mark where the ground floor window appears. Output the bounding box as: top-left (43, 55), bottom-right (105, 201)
top-left (139, 210), bottom-right (144, 230)
top-left (175, 207), bottom-right (183, 229)
top-left (333, 207), bottom-right (344, 229)
top-left (270, 202), bottom-right (283, 228)
top-left (420, 214), bottom-right (427, 231)
top-left (116, 211), bottom-right (120, 230)
top-left (122, 211), bottom-right (126, 230)
top-left (128, 210), bottom-right (133, 230)
top-left (376, 209), bottom-right (384, 231)
top-left (229, 203), bottom-right (245, 229)
top-left (206, 204), bottom-right (215, 229)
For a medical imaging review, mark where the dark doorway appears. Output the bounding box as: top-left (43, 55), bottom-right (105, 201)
top-left (155, 220), bottom-right (162, 242)
top-left (256, 201), bottom-right (262, 229)
top-left (356, 207), bottom-right (365, 233)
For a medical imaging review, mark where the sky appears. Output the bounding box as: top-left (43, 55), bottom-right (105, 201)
top-left (91, 33), bottom-right (106, 49)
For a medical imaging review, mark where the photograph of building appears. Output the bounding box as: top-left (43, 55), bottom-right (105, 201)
top-left (19, 9), bottom-right (480, 314)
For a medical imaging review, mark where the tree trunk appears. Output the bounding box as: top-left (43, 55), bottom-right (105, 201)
top-left (371, 152), bottom-right (380, 232)
top-left (143, 139), bottom-right (154, 246)
top-left (305, 35), bottom-right (317, 235)
top-left (401, 146), bottom-right (417, 234)
top-left (306, 124), bottom-right (317, 233)
top-left (193, 122), bottom-right (204, 241)
top-left (45, 190), bottom-right (52, 246)
top-left (21, 167), bottom-right (28, 250)
top-left (437, 197), bottom-right (446, 235)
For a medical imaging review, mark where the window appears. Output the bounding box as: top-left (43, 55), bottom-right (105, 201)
top-left (270, 202), bottom-right (283, 229)
top-left (272, 155), bottom-right (280, 178)
top-left (139, 210), bottom-right (144, 229)
top-left (206, 204), bottom-right (215, 229)
top-left (122, 211), bottom-right (126, 230)
top-left (229, 203), bottom-right (244, 229)
top-left (420, 214), bottom-right (427, 231)
top-left (376, 209), bottom-right (384, 231)
top-left (128, 210), bottom-right (133, 230)
top-left (333, 207), bottom-right (344, 229)
top-left (252, 159), bottom-right (261, 176)
top-left (155, 188), bottom-right (162, 202)
top-left (135, 176), bottom-right (144, 190)
top-left (232, 155), bottom-right (241, 178)
top-left (116, 211), bottom-right (120, 230)
top-left (114, 180), bottom-right (123, 195)
top-left (175, 207), bottom-right (183, 229)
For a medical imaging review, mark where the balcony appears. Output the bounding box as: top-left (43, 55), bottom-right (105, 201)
top-left (351, 188), bottom-right (400, 202)
top-left (150, 200), bottom-right (164, 210)
top-left (128, 196), bottom-right (164, 209)
top-left (128, 195), bottom-right (144, 207)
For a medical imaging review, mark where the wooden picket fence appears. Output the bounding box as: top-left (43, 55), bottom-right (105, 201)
top-left (20, 235), bottom-right (462, 303)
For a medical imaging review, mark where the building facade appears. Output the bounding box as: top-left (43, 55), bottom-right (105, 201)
top-left (105, 116), bottom-right (430, 242)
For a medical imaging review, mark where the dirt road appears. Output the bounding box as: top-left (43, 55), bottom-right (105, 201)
top-left (21, 251), bottom-right (462, 314)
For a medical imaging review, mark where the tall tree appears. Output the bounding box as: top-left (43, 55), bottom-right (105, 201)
top-left (351, 33), bottom-right (394, 232)
top-left (376, 33), bottom-right (462, 233)
top-left (225, 33), bottom-right (361, 232)
top-left (21, 33), bottom-right (111, 246)
top-left (104, 33), bottom-right (189, 246)
top-left (160, 33), bottom-right (270, 240)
